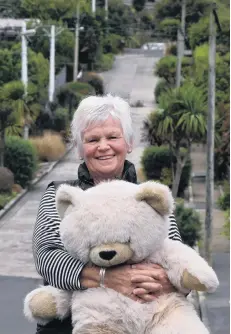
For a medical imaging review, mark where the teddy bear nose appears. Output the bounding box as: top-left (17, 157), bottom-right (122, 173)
top-left (99, 250), bottom-right (117, 261)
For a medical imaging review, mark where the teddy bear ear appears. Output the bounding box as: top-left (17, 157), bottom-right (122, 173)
top-left (56, 184), bottom-right (83, 219)
top-left (135, 181), bottom-right (174, 216)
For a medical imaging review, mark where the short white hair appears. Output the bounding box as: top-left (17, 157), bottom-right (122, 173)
top-left (71, 94), bottom-right (133, 155)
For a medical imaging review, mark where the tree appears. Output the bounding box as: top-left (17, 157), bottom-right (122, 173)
top-left (3, 81), bottom-right (40, 140)
top-left (96, 0), bottom-right (105, 8)
top-left (189, 9), bottom-right (230, 53)
top-left (0, 44), bottom-right (49, 96)
top-left (108, 0), bottom-right (136, 38)
top-left (214, 103), bottom-right (230, 181)
top-left (78, 13), bottom-right (102, 70)
top-left (154, 0), bottom-right (211, 29)
top-left (133, 0), bottom-right (146, 12)
top-left (193, 44), bottom-right (230, 104)
top-left (0, 0), bottom-right (23, 18)
top-left (143, 83), bottom-right (207, 197)
top-left (0, 82), bottom-right (24, 166)
top-left (154, 55), bottom-right (192, 85)
top-left (20, 0), bottom-right (89, 21)
top-left (158, 18), bottom-right (180, 40)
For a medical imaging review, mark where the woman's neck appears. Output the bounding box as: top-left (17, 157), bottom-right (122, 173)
top-left (93, 174), bottom-right (122, 185)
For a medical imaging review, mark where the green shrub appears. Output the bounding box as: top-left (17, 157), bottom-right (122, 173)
top-left (218, 189), bottom-right (230, 211)
top-left (154, 79), bottom-right (172, 103)
top-left (53, 108), bottom-right (69, 132)
top-left (159, 18), bottom-right (179, 41)
top-left (0, 191), bottom-right (17, 210)
top-left (95, 53), bottom-right (114, 71)
top-left (4, 136), bottom-right (37, 188)
top-left (55, 86), bottom-right (82, 111)
top-left (155, 56), bottom-right (192, 85)
top-left (165, 43), bottom-right (177, 56)
top-left (103, 34), bottom-right (124, 54)
top-left (175, 201), bottom-right (202, 247)
top-left (81, 72), bottom-right (104, 96)
top-left (222, 209), bottom-right (230, 239)
top-left (141, 146), bottom-right (191, 197)
top-left (67, 81), bottom-right (95, 96)
top-left (0, 167), bottom-right (14, 192)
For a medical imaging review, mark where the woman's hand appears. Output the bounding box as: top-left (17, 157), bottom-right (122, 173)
top-left (131, 263), bottom-right (176, 302)
top-left (105, 264), bottom-right (144, 303)
top-left (80, 263), bottom-right (176, 304)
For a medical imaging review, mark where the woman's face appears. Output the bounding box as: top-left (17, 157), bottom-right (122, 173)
top-left (82, 116), bottom-right (130, 180)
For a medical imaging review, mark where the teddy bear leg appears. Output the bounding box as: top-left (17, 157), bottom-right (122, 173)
top-left (73, 324), bottom-right (125, 334)
top-left (24, 286), bottom-right (71, 325)
top-left (148, 295), bottom-right (209, 334)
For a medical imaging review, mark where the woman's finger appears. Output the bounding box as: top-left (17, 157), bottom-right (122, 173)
top-left (132, 263), bottom-right (162, 270)
top-left (134, 282), bottom-right (163, 293)
top-left (131, 274), bottom-right (156, 283)
top-left (129, 293), bottom-right (145, 303)
top-left (131, 271), bottom-right (164, 282)
top-left (139, 293), bottom-right (156, 302)
top-left (132, 288), bottom-right (148, 295)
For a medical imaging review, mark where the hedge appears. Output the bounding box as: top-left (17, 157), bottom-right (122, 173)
top-left (175, 201), bottom-right (202, 247)
top-left (4, 136), bottom-right (37, 188)
top-left (141, 146), bottom-right (191, 197)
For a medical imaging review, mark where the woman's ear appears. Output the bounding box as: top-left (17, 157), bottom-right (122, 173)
top-left (135, 181), bottom-right (174, 216)
top-left (56, 184), bottom-right (83, 219)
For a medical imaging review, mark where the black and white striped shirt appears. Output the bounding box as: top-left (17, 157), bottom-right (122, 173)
top-left (33, 184), bottom-right (182, 291)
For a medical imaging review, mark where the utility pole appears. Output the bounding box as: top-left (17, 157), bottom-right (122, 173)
top-left (43, 25), bottom-right (64, 103)
top-left (21, 21), bottom-right (36, 139)
top-left (73, 1), bottom-right (80, 81)
top-left (49, 25), bottom-right (55, 103)
top-left (204, 3), bottom-right (217, 265)
top-left (92, 0), bottom-right (96, 14)
top-left (105, 0), bottom-right (109, 35)
top-left (105, 0), bottom-right (108, 21)
top-left (21, 21), bottom-right (28, 95)
top-left (176, 0), bottom-right (186, 88)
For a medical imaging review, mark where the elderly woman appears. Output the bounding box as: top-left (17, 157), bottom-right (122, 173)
top-left (34, 95), bottom-right (182, 334)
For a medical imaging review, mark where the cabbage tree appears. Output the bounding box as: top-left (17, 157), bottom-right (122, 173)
top-left (143, 82), bottom-right (207, 197)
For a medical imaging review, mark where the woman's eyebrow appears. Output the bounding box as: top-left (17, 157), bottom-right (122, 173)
top-left (107, 131), bottom-right (121, 135)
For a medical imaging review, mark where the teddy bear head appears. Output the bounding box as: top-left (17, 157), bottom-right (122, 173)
top-left (56, 180), bottom-right (174, 267)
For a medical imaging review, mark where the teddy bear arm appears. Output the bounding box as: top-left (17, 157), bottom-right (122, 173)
top-left (159, 239), bottom-right (219, 293)
top-left (24, 286), bottom-right (72, 325)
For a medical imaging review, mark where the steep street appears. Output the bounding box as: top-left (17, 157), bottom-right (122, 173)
top-left (0, 50), bottom-right (161, 334)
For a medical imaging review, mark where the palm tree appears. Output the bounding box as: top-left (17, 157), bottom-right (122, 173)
top-left (143, 82), bottom-right (207, 198)
top-left (0, 85), bottom-right (22, 166)
top-left (4, 81), bottom-right (40, 139)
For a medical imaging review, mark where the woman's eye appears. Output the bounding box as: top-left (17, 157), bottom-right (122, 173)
top-left (109, 136), bottom-right (118, 140)
top-left (88, 138), bottom-right (98, 143)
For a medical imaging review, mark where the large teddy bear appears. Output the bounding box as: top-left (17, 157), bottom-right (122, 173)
top-left (24, 180), bottom-right (219, 334)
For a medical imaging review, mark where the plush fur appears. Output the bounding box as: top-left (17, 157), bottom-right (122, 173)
top-left (24, 180), bottom-right (219, 333)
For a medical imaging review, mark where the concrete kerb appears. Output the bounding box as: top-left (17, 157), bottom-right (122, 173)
top-left (194, 245), bottom-right (211, 332)
top-left (188, 173), bottom-right (210, 329)
top-left (0, 144), bottom-right (73, 220)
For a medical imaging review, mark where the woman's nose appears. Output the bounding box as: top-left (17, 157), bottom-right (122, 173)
top-left (97, 139), bottom-right (110, 150)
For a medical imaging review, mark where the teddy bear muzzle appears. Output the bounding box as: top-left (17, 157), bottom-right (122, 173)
top-left (89, 243), bottom-right (133, 267)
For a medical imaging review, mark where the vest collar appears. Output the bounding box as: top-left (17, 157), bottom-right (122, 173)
top-left (78, 160), bottom-right (137, 186)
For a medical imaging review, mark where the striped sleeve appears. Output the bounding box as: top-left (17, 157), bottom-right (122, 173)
top-left (33, 184), bottom-right (85, 290)
top-left (168, 213), bottom-right (182, 241)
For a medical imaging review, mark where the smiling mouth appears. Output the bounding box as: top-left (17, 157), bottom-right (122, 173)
top-left (96, 155), bottom-right (115, 160)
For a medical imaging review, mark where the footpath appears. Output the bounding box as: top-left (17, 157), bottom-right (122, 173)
top-left (190, 143), bottom-right (230, 334)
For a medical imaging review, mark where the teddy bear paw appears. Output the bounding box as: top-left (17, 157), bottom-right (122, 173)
top-left (182, 269), bottom-right (219, 292)
top-left (24, 288), bottom-right (58, 325)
